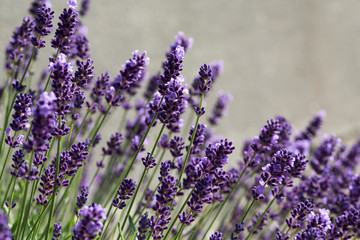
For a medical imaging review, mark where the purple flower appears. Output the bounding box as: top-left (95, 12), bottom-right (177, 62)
top-left (0, 211), bottom-right (12, 240)
top-left (311, 134), bottom-right (340, 174)
top-left (178, 211), bottom-right (195, 225)
top-left (142, 152), bottom-right (157, 169)
top-left (187, 123), bottom-right (207, 155)
top-left (143, 73), bottom-right (160, 100)
top-left (52, 222), bottom-right (62, 240)
top-left (137, 212), bottom-right (150, 240)
top-left (155, 77), bottom-right (188, 130)
top-left (11, 149), bottom-right (26, 178)
top-left (68, 0), bottom-right (78, 9)
top-left (76, 186), bottom-right (89, 215)
top-left (168, 32), bottom-right (193, 55)
top-left (286, 199), bottom-right (314, 229)
top-left (204, 139), bottom-right (235, 173)
top-left (73, 203), bottom-right (106, 240)
top-left (113, 178), bottom-right (136, 209)
top-left (102, 132), bottom-right (123, 156)
top-left (231, 223), bottom-right (245, 240)
top-left (72, 59), bottom-right (94, 88)
top-left (10, 93), bottom-right (32, 132)
top-left (23, 92), bottom-right (57, 153)
top-left (33, 4), bottom-right (54, 37)
top-left (112, 50), bottom-right (149, 92)
top-left (157, 46), bottom-right (184, 96)
top-left (5, 17), bottom-right (34, 72)
top-left (185, 175), bottom-right (213, 217)
top-left (169, 136), bottom-right (185, 158)
top-left (51, 7), bottom-right (78, 54)
top-left (37, 142), bottom-right (88, 205)
top-left (295, 110), bottom-right (326, 141)
top-left (208, 91), bottom-right (232, 125)
top-left (50, 53), bottom-right (76, 118)
top-left (12, 79), bottom-right (26, 92)
top-left (79, 0), bottom-right (91, 16)
top-left (196, 64), bottom-right (212, 94)
top-left (150, 161), bottom-right (178, 238)
top-left (210, 231), bottom-right (224, 240)
top-left (188, 61), bottom-right (224, 108)
top-left (90, 72), bottom-right (110, 104)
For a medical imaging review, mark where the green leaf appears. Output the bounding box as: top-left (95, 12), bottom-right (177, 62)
top-left (117, 223), bottom-right (125, 240)
top-left (129, 215), bottom-right (136, 234)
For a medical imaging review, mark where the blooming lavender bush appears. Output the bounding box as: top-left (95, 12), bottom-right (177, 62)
top-left (0, 1), bottom-right (360, 240)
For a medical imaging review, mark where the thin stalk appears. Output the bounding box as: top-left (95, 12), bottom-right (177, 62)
top-left (133, 182), bottom-right (160, 225)
top-left (176, 94), bottom-right (204, 187)
top-left (15, 151), bottom-right (35, 239)
top-left (203, 163), bottom-right (250, 237)
top-left (104, 97), bottom-right (164, 207)
top-left (0, 142), bottom-right (15, 182)
top-left (100, 203), bottom-right (121, 240)
top-left (89, 168), bottom-right (100, 190)
top-left (0, 130), bottom-right (20, 182)
top-left (44, 136), bottom-right (62, 240)
top-left (121, 123), bottom-right (166, 231)
top-left (69, 109), bottom-right (91, 147)
top-left (1, 177), bottom-right (15, 210)
top-left (121, 168), bottom-right (147, 231)
top-left (7, 178), bottom-right (17, 216)
top-left (165, 94), bottom-right (204, 224)
top-left (118, 109), bottom-right (128, 132)
top-left (245, 184), bottom-right (287, 240)
top-left (163, 189), bottom-right (194, 240)
top-left (89, 105), bottom-right (112, 147)
top-left (44, 48), bottom-right (60, 91)
top-left (133, 149), bottom-right (167, 217)
top-left (25, 204), bottom-right (49, 240)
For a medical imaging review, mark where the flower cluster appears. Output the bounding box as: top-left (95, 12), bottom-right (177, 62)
top-left (2, 2), bottom-right (360, 240)
top-left (73, 203), bottom-right (106, 240)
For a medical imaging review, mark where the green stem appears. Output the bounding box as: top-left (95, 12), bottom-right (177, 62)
top-left (245, 184), bottom-right (287, 240)
top-left (163, 189), bottom-right (194, 240)
top-left (118, 109), bottom-right (128, 132)
top-left (203, 164), bottom-right (250, 237)
top-left (133, 149), bottom-right (167, 218)
top-left (89, 106), bottom-right (112, 147)
top-left (8, 178), bottom-right (17, 216)
top-left (25, 204), bottom-right (49, 240)
top-left (121, 168), bottom-right (147, 231)
top-left (104, 97), bottom-right (164, 207)
top-left (121, 123), bottom-right (166, 231)
top-left (100, 204), bottom-right (121, 240)
top-left (0, 142), bottom-right (15, 182)
top-left (16, 151), bottom-right (35, 239)
top-left (45, 137), bottom-right (62, 240)
top-left (0, 132), bottom-right (19, 183)
top-left (1, 177), bottom-right (15, 210)
top-left (44, 49), bottom-right (60, 91)
top-left (70, 109), bottom-right (91, 147)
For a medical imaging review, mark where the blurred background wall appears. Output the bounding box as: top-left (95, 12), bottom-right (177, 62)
top-left (1, 0), bottom-right (360, 156)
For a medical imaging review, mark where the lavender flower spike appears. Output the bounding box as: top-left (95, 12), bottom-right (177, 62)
top-left (68, 0), bottom-right (78, 9)
top-left (208, 91), bottom-right (233, 125)
top-left (0, 211), bottom-right (12, 240)
top-left (52, 222), bottom-right (62, 240)
top-left (23, 91), bottom-right (57, 153)
top-left (73, 203), bottom-right (106, 240)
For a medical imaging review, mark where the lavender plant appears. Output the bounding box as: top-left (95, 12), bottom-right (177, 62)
top-left (0, 1), bottom-right (360, 240)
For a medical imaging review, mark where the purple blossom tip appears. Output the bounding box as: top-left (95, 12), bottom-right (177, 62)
top-left (68, 0), bottom-right (78, 9)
